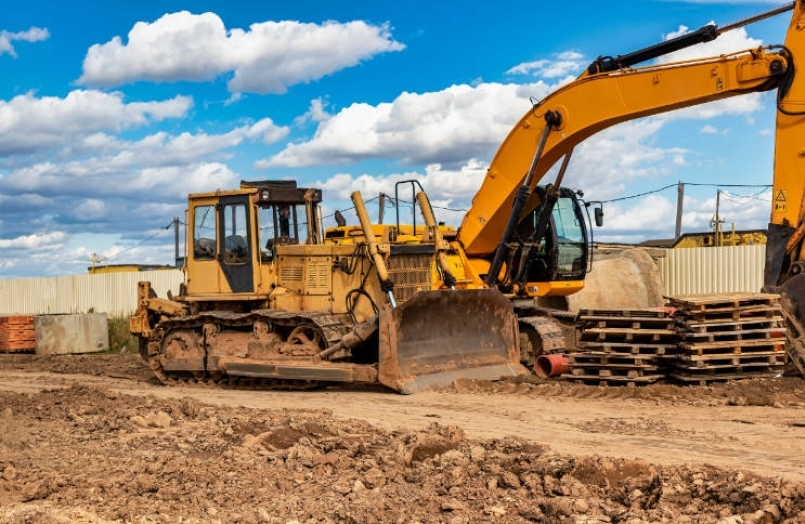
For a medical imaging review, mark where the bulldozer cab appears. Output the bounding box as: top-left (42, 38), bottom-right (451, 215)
top-left (185, 180), bottom-right (322, 296)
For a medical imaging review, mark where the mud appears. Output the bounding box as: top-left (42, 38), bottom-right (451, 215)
top-left (2, 354), bottom-right (805, 523)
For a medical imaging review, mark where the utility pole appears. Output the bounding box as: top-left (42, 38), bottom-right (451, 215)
top-left (173, 217), bottom-right (180, 267)
top-left (674, 182), bottom-right (684, 240)
top-left (711, 190), bottom-right (725, 247)
top-left (378, 193), bottom-right (386, 224)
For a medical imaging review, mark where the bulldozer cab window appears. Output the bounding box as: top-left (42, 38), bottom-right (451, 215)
top-left (552, 196), bottom-right (586, 278)
top-left (223, 203), bottom-right (249, 264)
top-left (259, 204), bottom-right (308, 248)
top-left (193, 205), bottom-right (216, 261)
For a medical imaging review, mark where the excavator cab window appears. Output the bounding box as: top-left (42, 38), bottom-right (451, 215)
top-left (513, 188), bottom-right (589, 284)
top-left (193, 205), bottom-right (217, 261)
top-left (551, 194), bottom-right (587, 279)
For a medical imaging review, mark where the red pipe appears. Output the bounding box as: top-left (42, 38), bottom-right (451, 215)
top-left (534, 354), bottom-right (570, 378)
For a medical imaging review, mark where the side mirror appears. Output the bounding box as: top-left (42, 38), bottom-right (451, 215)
top-left (594, 206), bottom-right (604, 227)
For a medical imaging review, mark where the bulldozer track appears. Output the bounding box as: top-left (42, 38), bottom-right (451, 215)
top-left (145, 310), bottom-right (357, 389)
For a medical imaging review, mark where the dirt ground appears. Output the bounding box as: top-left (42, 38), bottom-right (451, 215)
top-left (2, 355), bottom-right (805, 523)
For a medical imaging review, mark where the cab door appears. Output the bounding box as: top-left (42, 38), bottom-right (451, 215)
top-left (218, 195), bottom-right (254, 293)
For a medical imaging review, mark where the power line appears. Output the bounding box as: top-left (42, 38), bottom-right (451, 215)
top-left (107, 221), bottom-right (173, 261)
top-left (599, 182), bottom-right (772, 204)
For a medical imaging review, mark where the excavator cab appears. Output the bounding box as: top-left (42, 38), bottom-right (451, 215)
top-left (503, 186), bottom-right (591, 297)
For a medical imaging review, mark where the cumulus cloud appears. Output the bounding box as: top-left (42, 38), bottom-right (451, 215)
top-left (0, 90), bottom-right (193, 156)
top-left (505, 51), bottom-right (586, 79)
top-left (596, 187), bottom-right (772, 244)
top-left (0, 113), bottom-right (279, 247)
top-left (658, 23), bottom-right (762, 64)
top-left (0, 27), bottom-right (50, 57)
top-left (0, 231), bottom-right (67, 250)
top-left (78, 12), bottom-right (405, 94)
top-left (260, 81), bottom-right (553, 169)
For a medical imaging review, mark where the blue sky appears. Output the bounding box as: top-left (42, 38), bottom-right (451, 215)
top-left (0, 0), bottom-right (793, 278)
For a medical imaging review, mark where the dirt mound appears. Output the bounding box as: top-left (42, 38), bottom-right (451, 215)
top-left (0, 353), bottom-right (154, 383)
top-left (1, 384), bottom-right (805, 523)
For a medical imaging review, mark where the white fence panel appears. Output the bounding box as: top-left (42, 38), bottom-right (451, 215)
top-left (656, 245), bottom-right (766, 296)
top-left (0, 248), bottom-right (770, 316)
top-left (0, 270), bottom-right (184, 318)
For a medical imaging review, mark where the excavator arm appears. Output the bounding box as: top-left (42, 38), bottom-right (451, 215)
top-left (458, 45), bottom-right (790, 257)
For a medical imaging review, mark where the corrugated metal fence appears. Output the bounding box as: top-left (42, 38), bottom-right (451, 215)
top-left (0, 270), bottom-right (184, 318)
top-left (0, 246), bottom-right (768, 317)
top-left (656, 245), bottom-right (766, 296)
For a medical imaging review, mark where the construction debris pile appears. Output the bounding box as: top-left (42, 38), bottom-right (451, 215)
top-left (569, 292), bottom-right (787, 385)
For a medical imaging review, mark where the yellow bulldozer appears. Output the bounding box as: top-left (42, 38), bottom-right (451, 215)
top-left (129, 180), bottom-right (525, 393)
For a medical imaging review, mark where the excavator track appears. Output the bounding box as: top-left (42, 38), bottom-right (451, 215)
top-left (144, 310), bottom-right (369, 389)
top-left (517, 316), bottom-right (568, 369)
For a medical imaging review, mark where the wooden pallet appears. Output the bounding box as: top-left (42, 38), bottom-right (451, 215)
top-left (679, 338), bottom-right (786, 356)
top-left (577, 308), bottom-right (674, 320)
top-left (577, 308), bottom-right (677, 346)
top-left (666, 292), bottom-right (780, 310)
top-left (677, 316), bottom-right (785, 332)
top-left (579, 326), bottom-right (677, 343)
top-left (565, 373), bottom-right (665, 386)
top-left (577, 341), bottom-right (679, 357)
top-left (667, 293), bottom-right (782, 322)
top-left (569, 351), bottom-right (660, 365)
top-left (676, 351), bottom-right (786, 368)
top-left (567, 352), bottom-right (662, 383)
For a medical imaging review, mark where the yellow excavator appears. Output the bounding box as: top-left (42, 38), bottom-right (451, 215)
top-left (129, 180), bottom-right (525, 393)
top-left (452, 1), bottom-right (805, 365)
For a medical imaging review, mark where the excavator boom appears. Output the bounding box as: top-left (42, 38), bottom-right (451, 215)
top-left (458, 46), bottom-right (789, 256)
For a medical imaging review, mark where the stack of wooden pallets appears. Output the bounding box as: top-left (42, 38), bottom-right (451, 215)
top-left (0, 315), bottom-right (36, 353)
top-left (667, 293), bottom-right (787, 384)
top-left (568, 308), bottom-right (678, 385)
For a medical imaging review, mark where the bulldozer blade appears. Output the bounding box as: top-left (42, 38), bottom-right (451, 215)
top-left (377, 288), bottom-right (527, 394)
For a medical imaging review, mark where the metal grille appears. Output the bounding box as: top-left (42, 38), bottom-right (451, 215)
top-left (306, 261), bottom-right (330, 290)
top-left (386, 253), bottom-right (431, 304)
top-left (280, 265), bottom-right (303, 283)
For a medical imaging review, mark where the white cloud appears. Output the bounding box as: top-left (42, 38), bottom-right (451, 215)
top-left (0, 90), bottom-right (193, 156)
top-left (0, 231), bottom-right (67, 250)
top-left (658, 24), bottom-right (762, 64)
top-left (0, 27), bottom-right (50, 57)
top-left (590, 184), bottom-right (773, 244)
top-left (506, 51), bottom-right (586, 79)
top-left (79, 12), bottom-right (405, 94)
top-left (260, 81), bottom-right (553, 169)
top-left (701, 124), bottom-right (718, 134)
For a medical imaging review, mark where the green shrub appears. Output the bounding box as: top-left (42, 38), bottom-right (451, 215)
top-left (108, 316), bottom-right (138, 354)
